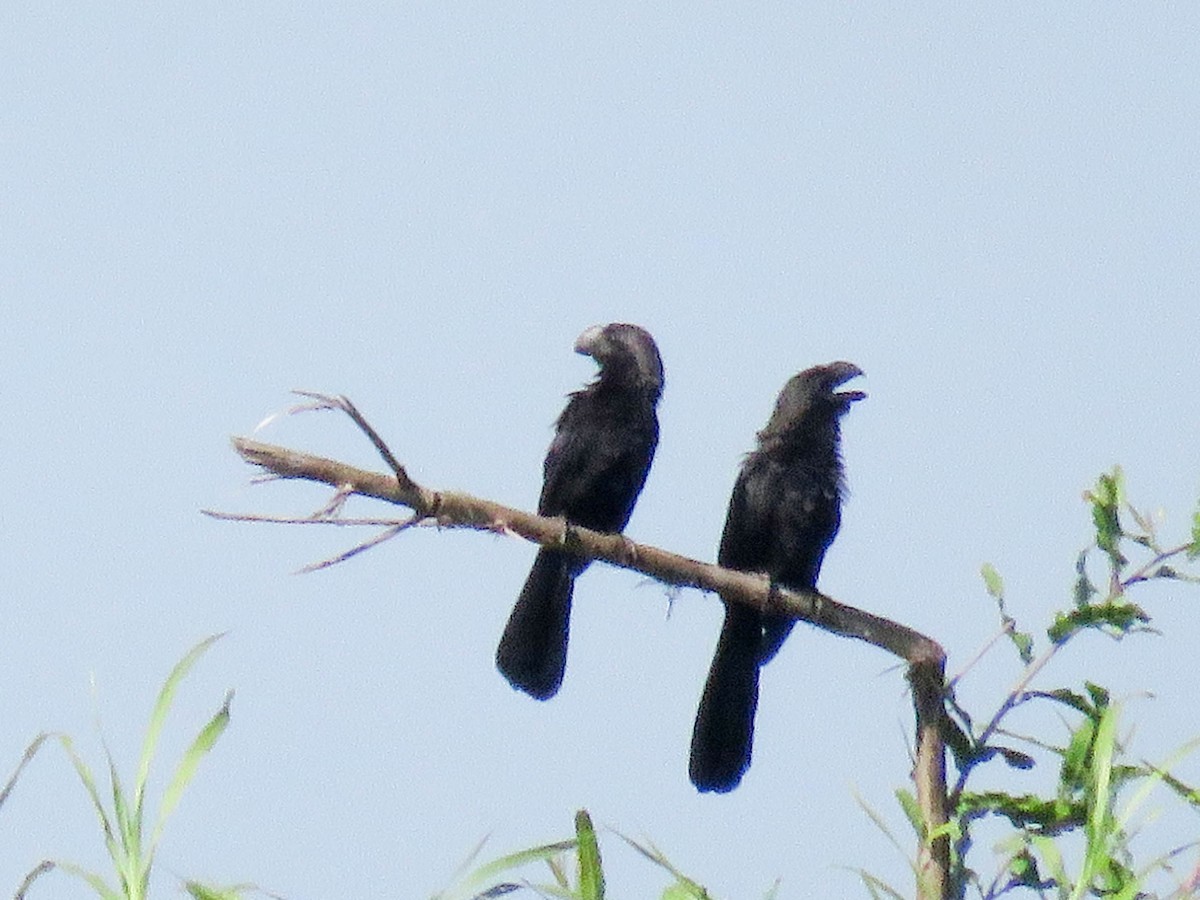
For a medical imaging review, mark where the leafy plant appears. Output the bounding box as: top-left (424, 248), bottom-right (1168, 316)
top-left (15, 633), bottom-right (236, 900)
top-left (918, 469), bottom-right (1200, 899)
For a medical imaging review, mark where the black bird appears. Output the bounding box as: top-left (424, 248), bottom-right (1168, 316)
top-left (689, 361), bottom-right (864, 792)
top-left (496, 323), bottom-right (663, 700)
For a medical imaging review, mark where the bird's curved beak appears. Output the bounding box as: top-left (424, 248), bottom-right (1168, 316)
top-left (573, 325), bottom-right (605, 357)
top-left (828, 361), bottom-right (866, 403)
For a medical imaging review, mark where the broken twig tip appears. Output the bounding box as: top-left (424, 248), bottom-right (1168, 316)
top-left (253, 412), bottom-right (284, 433)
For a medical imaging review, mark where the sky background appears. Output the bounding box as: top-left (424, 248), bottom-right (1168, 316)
top-left (2, 4), bottom-right (1198, 898)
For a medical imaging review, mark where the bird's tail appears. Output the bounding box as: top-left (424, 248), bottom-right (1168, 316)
top-left (689, 602), bottom-right (762, 792)
top-left (496, 549), bottom-right (576, 700)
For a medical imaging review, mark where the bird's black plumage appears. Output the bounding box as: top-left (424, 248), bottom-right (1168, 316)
top-left (496, 323), bottom-right (663, 700)
top-left (689, 361), bottom-right (864, 792)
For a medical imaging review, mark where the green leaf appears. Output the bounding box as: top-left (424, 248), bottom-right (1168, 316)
top-left (27, 636), bottom-right (237, 900)
top-left (1061, 718), bottom-right (1097, 791)
top-left (15, 858), bottom-right (124, 900)
top-left (857, 871), bottom-right (908, 899)
top-left (1073, 549), bottom-right (1097, 607)
top-left (1154, 765), bottom-right (1200, 808)
top-left (661, 886), bottom-right (693, 900)
top-left (981, 562), bottom-right (1004, 599)
top-left (1076, 703), bottom-right (1122, 896)
top-left (574, 810), bottom-right (604, 900)
top-left (106, 750), bottom-right (136, 876)
top-left (547, 854), bottom-right (571, 890)
top-left (134, 633), bottom-right (228, 825)
top-left (661, 883), bottom-right (709, 900)
top-left (1083, 682), bottom-right (1111, 710)
top-left (956, 791), bottom-right (1085, 833)
top-left (56, 734), bottom-right (119, 859)
top-left (1089, 468), bottom-right (1127, 572)
top-left (185, 884), bottom-right (248, 900)
top-left (1010, 630), bottom-right (1034, 665)
top-left (894, 788), bottom-right (923, 837)
top-left (980, 562), bottom-right (1034, 661)
top-left (610, 832), bottom-right (713, 899)
top-left (1190, 500), bottom-right (1200, 560)
top-left (1036, 687), bottom-right (1095, 716)
top-left (1007, 849), bottom-right (1047, 889)
top-left (1048, 601), bottom-right (1150, 644)
top-left (1027, 834), bottom-right (1067, 889)
top-left (433, 838), bottom-right (577, 900)
top-left (151, 690), bottom-right (234, 857)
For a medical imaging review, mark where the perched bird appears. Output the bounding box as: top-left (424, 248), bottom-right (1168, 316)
top-left (689, 361), bottom-right (864, 792)
top-left (496, 324), bottom-right (664, 700)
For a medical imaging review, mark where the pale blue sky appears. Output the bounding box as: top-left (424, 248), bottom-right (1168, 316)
top-left (2, 4), bottom-right (1198, 897)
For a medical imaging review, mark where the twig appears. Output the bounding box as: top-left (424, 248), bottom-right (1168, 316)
top-left (292, 391), bottom-right (421, 495)
top-left (298, 518), bottom-right (421, 573)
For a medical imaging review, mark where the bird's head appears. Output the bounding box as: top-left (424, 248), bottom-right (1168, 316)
top-left (760, 361), bottom-right (865, 439)
top-left (574, 323), bottom-right (664, 398)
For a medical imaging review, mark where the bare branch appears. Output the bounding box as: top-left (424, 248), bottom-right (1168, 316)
top-left (228, 436), bottom-right (439, 515)
top-left (221, 435), bottom-right (942, 666)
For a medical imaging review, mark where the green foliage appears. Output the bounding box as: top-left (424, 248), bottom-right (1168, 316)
top-left (981, 563), bottom-right (1005, 601)
top-left (1047, 600), bottom-right (1151, 645)
top-left (1191, 502), bottom-right (1200, 560)
top-left (14, 634), bottom-right (237, 900)
top-left (430, 823), bottom-right (584, 900)
top-left (433, 811), bottom-right (779, 899)
top-left (616, 831), bottom-right (719, 899)
top-left (574, 810), bottom-right (605, 900)
top-left (934, 469), bottom-right (1200, 899)
top-left (1087, 467), bottom-right (1127, 573)
top-left (981, 562), bottom-right (1034, 664)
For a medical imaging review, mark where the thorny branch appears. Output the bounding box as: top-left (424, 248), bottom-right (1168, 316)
top-left (207, 393), bottom-right (952, 900)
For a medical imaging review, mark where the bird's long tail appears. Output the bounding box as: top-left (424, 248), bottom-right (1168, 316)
top-left (496, 549), bottom-right (576, 700)
top-left (689, 602), bottom-right (762, 792)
